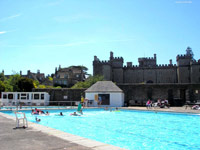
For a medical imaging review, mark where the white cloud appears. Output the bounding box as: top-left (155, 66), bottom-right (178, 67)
top-left (0, 31), bottom-right (7, 34)
top-left (0, 13), bottom-right (22, 22)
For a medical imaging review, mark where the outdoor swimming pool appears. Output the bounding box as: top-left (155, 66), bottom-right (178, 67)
top-left (2, 109), bottom-right (200, 150)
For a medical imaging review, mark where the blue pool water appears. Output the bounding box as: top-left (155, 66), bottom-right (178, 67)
top-left (2, 109), bottom-right (200, 150)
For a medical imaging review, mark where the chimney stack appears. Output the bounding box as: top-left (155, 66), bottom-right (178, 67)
top-left (127, 62), bottom-right (132, 67)
top-left (169, 59), bottom-right (172, 65)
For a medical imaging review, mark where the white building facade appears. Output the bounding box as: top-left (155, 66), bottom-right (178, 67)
top-left (85, 81), bottom-right (124, 107)
top-left (1, 92), bottom-right (50, 106)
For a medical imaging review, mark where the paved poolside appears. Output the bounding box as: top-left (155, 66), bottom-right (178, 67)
top-left (125, 106), bottom-right (200, 114)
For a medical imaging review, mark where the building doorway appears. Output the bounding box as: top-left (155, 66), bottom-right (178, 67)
top-left (98, 94), bottom-right (110, 105)
top-left (180, 89), bottom-right (186, 104)
top-left (168, 89), bottom-right (174, 106)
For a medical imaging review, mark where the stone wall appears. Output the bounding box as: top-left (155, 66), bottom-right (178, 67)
top-left (118, 83), bottom-right (200, 106)
top-left (33, 88), bottom-right (86, 106)
top-left (191, 65), bottom-right (200, 83)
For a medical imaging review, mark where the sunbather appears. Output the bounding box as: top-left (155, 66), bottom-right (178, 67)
top-left (192, 105), bottom-right (199, 110)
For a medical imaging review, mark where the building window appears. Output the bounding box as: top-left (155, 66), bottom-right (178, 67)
top-left (76, 74), bottom-right (79, 78)
top-left (8, 94), bottom-right (13, 99)
top-left (34, 94), bottom-right (39, 100)
top-left (64, 74), bottom-right (68, 78)
top-left (41, 94), bottom-right (44, 100)
top-left (3, 94), bottom-right (7, 99)
top-left (18, 94), bottom-right (20, 99)
top-left (63, 81), bottom-right (67, 85)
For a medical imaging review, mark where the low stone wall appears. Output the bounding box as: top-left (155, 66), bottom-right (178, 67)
top-left (33, 88), bottom-right (86, 106)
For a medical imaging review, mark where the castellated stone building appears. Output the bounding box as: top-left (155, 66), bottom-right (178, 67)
top-left (93, 47), bottom-right (200, 106)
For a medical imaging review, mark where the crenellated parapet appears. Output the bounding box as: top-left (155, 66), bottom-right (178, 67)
top-left (93, 60), bottom-right (111, 65)
top-left (113, 57), bottom-right (123, 60)
top-left (138, 57), bottom-right (155, 61)
top-left (176, 54), bottom-right (192, 61)
top-left (156, 64), bottom-right (177, 68)
top-left (123, 64), bottom-right (176, 70)
top-left (191, 59), bottom-right (200, 65)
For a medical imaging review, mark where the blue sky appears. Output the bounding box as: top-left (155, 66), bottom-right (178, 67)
top-left (0, 0), bottom-right (199, 76)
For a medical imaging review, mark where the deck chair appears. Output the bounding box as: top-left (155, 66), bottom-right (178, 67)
top-left (15, 112), bottom-right (28, 128)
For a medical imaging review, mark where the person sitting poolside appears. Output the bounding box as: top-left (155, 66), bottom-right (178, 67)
top-left (146, 99), bottom-right (152, 109)
top-left (192, 105), bottom-right (200, 110)
top-left (164, 99), bottom-right (170, 108)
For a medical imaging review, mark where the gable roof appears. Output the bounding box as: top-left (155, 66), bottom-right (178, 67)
top-left (85, 81), bottom-right (123, 93)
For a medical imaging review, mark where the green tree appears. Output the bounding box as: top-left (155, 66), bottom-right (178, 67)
top-left (5, 74), bottom-right (21, 91)
top-left (48, 77), bottom-right (53, 81)
top-left (33, 80), bottom-right (39, 88)
top-left (37, 84), bottom-right (46, 88)
top-left (17, 77), bottom-right (34, 92)
top-left (0, 80), bottom-right (5, 92)
top-left (71, 75), bottom-right (104, 89)
top-left (0, 73), bottom-right (6, 81)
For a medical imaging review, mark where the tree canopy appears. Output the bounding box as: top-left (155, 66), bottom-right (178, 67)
top-left (71, 75), bottom-right (104, 89)
top-left (186, 46), bottom-right (194, 59)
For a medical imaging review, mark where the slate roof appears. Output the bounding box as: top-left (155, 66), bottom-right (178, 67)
top-left (85, 81), bottom-right (123, 93)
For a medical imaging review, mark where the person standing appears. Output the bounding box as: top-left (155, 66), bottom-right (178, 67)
top-left (98, 96), bottom-right (102, 106)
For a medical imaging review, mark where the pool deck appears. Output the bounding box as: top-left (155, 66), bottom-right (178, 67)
top-left (0, 107), bottom-right (199, 150)
top-left (124, 106), bottom-right (200, 114)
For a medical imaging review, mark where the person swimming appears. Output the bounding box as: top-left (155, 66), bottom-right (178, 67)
top-left (35, 117), bottom-right (41, 122)
top-left (60, 112), bottom-right (64, 116)
top-left (46, 111), bottom-right (50, 115)
top-left (70, 112), bottom-right (80, 116)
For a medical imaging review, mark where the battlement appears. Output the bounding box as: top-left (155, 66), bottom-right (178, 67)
top-left (93, 60), bottom-right (111, 65)
top-left (138, 57), bottom-right (155, 61)
top-left (123, 64), bottom-right (176, 69)
top-left (112, 57), bottom-right (124, 61)
top-left (176, 54), bottom-right (192, 61)
top-left (191, 59), bottom-right (200, 65)
top-left (156, 64), bottom-right (177, 68)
